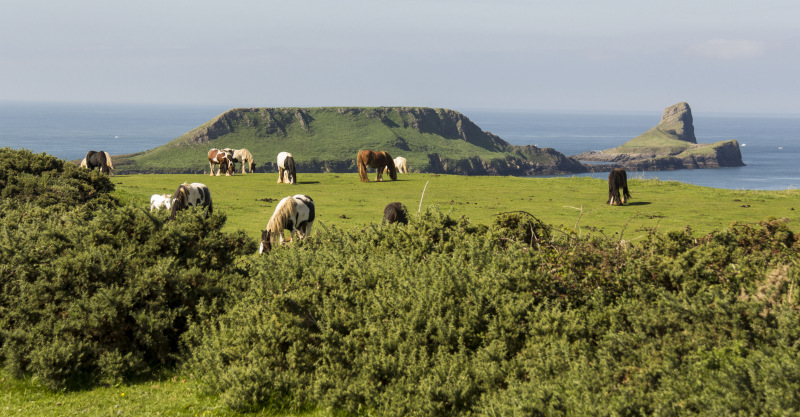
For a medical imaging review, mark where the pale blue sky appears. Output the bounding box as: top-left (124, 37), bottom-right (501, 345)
top-left (2, 0), bottom-right (798, 113)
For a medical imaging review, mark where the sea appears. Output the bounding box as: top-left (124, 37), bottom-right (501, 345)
top-left (1, 102), bottom-right (799, 191)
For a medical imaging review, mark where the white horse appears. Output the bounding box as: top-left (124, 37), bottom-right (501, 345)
top-left (276, 151), bottom-right (296, 184)
top-left (259, 194), bottom-right (315, 254)
top-left (150, 194), bottom-right (172, 211)
top-left (223, 148), bottom-right (256, 174)
top-left (385, 156), bottom-right (408, 174)
top-left (170, 182), bottom-right (212, 220)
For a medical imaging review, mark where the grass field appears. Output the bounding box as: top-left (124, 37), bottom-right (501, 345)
top-left (111, 172), bottom-right (800, 241)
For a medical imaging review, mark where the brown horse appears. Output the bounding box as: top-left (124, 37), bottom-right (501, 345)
top-left (357, 150), bottom-right (397, 182)
top-left (608, 168), bottom-right (631, 205)
top-left (208, 148), bottom-right (234, 176)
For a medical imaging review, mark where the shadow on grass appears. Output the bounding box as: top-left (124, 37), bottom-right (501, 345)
top-left (626, 202), bottom-right (651, 206)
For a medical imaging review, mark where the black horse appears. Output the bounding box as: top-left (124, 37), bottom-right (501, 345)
top-left (84, 150), bottom-right (111, 175)
top-left (608, 168), bottom-right (631, 205)
top-left (383, 202), bottom-right (408, 225)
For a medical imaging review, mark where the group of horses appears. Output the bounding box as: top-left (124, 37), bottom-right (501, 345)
top-left (86, 147), bottom-right (628, 257)
top-left (207, 148), bottom-right (256, 176)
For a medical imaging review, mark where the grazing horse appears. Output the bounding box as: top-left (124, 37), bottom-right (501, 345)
top-left (223, 148), bottom-right (256, 174)
top-left (276, 152), bottom-right (296, 184)
top-left (170, 182), bottom-right (213, 220)
top-left (384, 156), bottom-right (409, 174)
top-left (149, 194), bottom-right (172, 211)
top-left (259, 194), bottom-right (315, 254)
top-left (208, 148), bottom-right (234, 176)
top-left (608, 168), bottom-right (631, 205)
top-left (358, 150), bottom-right (397, 182)
top-left (83, 150), bottom-right (113, 175)
top-left (383, 202), bottom-right (408, 225)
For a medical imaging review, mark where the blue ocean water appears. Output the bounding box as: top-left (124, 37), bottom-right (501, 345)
top-left (1, 102), bottom-right (798, 190)
top-left (467, 109), bottom-right (800, 190)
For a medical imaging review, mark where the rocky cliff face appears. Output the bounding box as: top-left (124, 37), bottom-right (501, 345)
top-left (575, 103), bottom-right (744, 170)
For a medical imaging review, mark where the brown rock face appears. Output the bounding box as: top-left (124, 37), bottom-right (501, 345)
top-left (659, 102), bottom-right (696, 143)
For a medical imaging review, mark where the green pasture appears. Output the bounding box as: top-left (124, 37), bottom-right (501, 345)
top-left (111, 172), bottom-right (800, 240)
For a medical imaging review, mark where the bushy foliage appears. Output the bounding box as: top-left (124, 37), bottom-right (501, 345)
top-left (183, 209), bottom-right (800, 415)
top-left (0, 148), bottom-right (117, 211)
top-left (0, 149), bottom-right (254, 388)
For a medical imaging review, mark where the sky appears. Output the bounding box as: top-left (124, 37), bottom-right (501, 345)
top-left (2, 0), bottom-right (799, 114)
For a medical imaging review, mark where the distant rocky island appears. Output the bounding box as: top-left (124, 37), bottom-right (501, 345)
top-left (112, 103), bottom-right (743, 175)
top-left (575, 102), bottom-right (745, 170)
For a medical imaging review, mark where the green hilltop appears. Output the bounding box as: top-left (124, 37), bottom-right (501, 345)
top-left (112, 107), bottom-right (586, 175)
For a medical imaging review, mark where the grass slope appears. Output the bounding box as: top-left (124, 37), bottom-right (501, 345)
top-left (111, 173), bottom-right (800, 241)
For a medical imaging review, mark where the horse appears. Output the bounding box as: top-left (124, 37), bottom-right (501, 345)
top-left (83, 150), bottom-right (113, 175)
top-left (383, 202), bottom-right (408, 225)
top-left (208, 148), bottom-right (234, 176)
top-left (276, 152), bottom-right (296, 184)
top-left (170, 182), bottom-right (213, 220)
top-left (150, 194), bottom-right (172, 211)
top-left (608, 168), bottom-right (631, 205)
top-left (259, 194), bottom-right (315, 254)
top-left (358, 150), bottom-right (397, 182)
top-left (384, 156), bottom-right (409, 174)
top-left (223, 148), bottom-right (256, 174)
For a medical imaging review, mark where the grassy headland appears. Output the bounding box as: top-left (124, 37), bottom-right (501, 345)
top-left (112, 107), bottom-right (586, 176)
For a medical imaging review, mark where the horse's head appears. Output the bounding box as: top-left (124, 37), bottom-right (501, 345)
top-left (259, 229), bottom-right (273, 255)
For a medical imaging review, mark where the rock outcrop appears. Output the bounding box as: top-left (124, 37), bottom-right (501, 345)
top-left (575, 102), bottom-right (744, 170)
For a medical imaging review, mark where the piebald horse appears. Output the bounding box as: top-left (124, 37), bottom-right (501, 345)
top-left (82, 151), bottom-right (114, 175)
top-left (357, 150), bottom-right (397, 182)
top-left (223, 148), bottom-right (256, 174)
top-left (170, 182), bottom-right (213, 220)
top-left (208, 148), bottom-right (234, 176)
top-left (608, 168), bottom-right (631, 206)
top-left (259, 194), bottom-right (315, 254)
top-left (276, 151), bottom-right (297, 184)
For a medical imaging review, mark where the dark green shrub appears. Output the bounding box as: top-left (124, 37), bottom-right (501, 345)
top-left (184, 211), bottom-right (800, 416)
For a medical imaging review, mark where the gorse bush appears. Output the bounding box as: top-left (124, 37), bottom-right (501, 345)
top-left (0, 149), bottom-right (253, 388)
top-left (183, 208), bottom-right (800, 415)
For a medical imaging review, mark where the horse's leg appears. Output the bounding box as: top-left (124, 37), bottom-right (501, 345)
top-left (277, 167), bottom-right (284, 183)
top-left (376, 166), bottom-right (383, 182)
top-left (209, 161), bottom-right (215, 176)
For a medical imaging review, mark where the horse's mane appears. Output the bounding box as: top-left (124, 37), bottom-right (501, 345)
top-left (267, 196), bottom-right (298, 234)
top-left (170, 183), bottom-right (189, 220)
top-left (380, 152), bottom-right (397, 180)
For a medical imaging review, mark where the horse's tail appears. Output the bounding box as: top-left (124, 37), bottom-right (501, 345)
top-left (103, 151), bottom-right (114, 176)
top-left (286, 155), bottom-right (296, 184)
top-left (387, 157), bottom-right (398, 181)
top-left (621, 171), bottom-right (631, 202)
top-left (357, 150), bottom-right (369, 182)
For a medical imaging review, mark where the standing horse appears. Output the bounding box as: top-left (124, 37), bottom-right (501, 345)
top-left (259, 194), bottom-right (315, 254)
top-left (223, 148), bottom-right (256, 174)
top-left (608, 168), bottom-right (631, 205)
top-left (358, 150), bottom-right (397, 182)
top-left (150, 194), bottom-right (172, 211)
top-left (276, 152), bottom-right (296, 184)
top-left (383, 202), bottom-right (408, 225)
top-left (170, 182), bottom-right (213, 220)
top-left (83, 150), bottom-right (112, 175)
top-left (384, 156), bottom-right (409, 174)
top-left (208, 148), bottom-right (234, 176)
